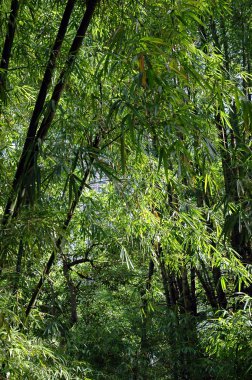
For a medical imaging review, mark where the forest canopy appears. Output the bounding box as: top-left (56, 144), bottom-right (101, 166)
top-left (0, 0), bottom-right (252, 379)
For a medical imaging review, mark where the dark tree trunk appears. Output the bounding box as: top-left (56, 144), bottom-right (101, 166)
top-left (196, 269), bottom-right (218, 309)
top-left (0, 0), bottom-right (19, 101)
top-left (36, 0), bottom-right (100, 142)
top-left (211, 16), bottom-right (252, 288)
top-left (63, 260), bottom-right (78, 327)
top-left (3, 0), bottom-right (77, 221)
top-left (190, 267), bottom-right (197, 315)
top-left (133, 259), bottom-right (155, 380)
top-left (25, 136), bottom-right (100, 317)
top-left (2, 0), bottom-right (100, 228)
top-left (156, 243), bottom-right (177, 308)
top-left (140, 259), bottom-right (154, 352)
top-left (181, 266), bottom-right (194, 314)
top-left (212, 266), bottom-right (227, 309)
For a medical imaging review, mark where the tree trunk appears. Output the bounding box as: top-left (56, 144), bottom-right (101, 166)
top-left (0, 0), bottom-right (19, 102)
top-left (25, 136), bottom-right (100, 317)
top-left (196, 268), bottom-right (218, 309)
top-left (63, 260), bottom-right (78, 327)
top-left (133, 259), bottom-right (155, 380)
top-left (212, 266), bottom-right (227, 309)
top-left (3, 0), bottom-right (77, 219)
top-left (2, 0), bottom-right (100, 228)
top-left (12, 239), bottom-right (23, 294)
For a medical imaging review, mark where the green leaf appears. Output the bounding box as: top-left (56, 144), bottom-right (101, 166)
top-left (120, 127), bottom-right (126, 174)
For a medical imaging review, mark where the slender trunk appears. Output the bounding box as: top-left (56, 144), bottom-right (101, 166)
top-left (217, 110), bottom-right (252, 265)
top-left (3, 0), bottom-right (77, 220)
top-left (36, 0), bottom-right (100, 142)
top-left (212, 266), bottom-right (227, 309)
top-left (134, 259), bottom-right (154, 380)
top-left (141, 259), bottom-right (155, 379)
top-left (180, 264), bottom-right (197, 316)
top-left (26, 0), bottom-right (76, 139)
top-left (190, 267), bottom-right (197, 315)
top-left (25, 246), bottom-right (56, 317)
top-left (182, 266), bottom-right (194, 314)
top-left (215, 113), bottom-right (233, 197)
top-left (220, 17), bottom-right (230, 74)
top-left (63, 259), bottom-right (78, 327)
top-left (2, 0), bottom-right (100, 227)
top-left (25, 136), bottom-right (100, 317)
top-left (211, 14), bottom-right (252, 279)
top-left (140, 259), bottom-right (154, 352)
top-left (156, 243), bottom-right (176, 307)
top-left (12, 239), bottom-right (23, 294)
top-left (0, 0), bottom-right (19, 101)
top-left (160, 262), bottom-right (172, 307)
top-left (196, 269), bottom-right (218, 309)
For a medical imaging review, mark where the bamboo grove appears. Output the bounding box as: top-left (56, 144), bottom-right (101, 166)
top-left (0, 0), bottom-right (252, 379)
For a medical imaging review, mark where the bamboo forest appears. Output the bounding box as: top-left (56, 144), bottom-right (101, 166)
top-left (0, 0), bottom-right (252, 379)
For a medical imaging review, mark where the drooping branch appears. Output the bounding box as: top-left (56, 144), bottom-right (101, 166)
top-left (68, 243), bottom-right (99, 268)
top-left (68, 257), bottom-right (95, 268)
top-left (73, 271), bottom-right (94, 281)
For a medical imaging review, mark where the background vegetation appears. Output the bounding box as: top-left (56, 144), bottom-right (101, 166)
top-left (0, 0), bottom-right (252, 379)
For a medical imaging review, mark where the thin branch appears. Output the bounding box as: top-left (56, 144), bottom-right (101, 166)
top-left (25, 135), bottom-right (100, 318)
top-left (68, 257), bottom-right (95, 268)
top-left (73, 270), bottom-right (94, 281)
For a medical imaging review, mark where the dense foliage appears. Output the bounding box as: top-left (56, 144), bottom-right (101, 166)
top-left (0, 0), bottom-right (252, 379)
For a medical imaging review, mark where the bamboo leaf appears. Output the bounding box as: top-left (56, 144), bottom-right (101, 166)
top-left (120, 126), bottom-right (126, 174)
